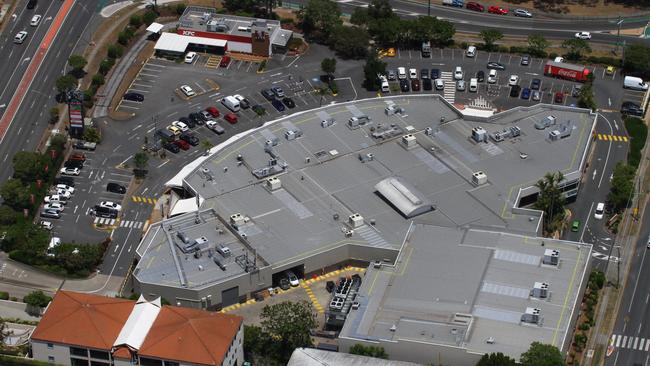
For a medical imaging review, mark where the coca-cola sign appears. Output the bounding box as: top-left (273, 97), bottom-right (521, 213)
top-left (557, 68), bottom-right (578, 79)
top-left (181, 30), bottom-right (195, 36)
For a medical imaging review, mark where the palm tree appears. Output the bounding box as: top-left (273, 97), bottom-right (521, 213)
top-left (534, 171), bottom-right (565, 233)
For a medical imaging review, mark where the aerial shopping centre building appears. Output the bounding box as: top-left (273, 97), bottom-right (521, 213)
top-left (131, 95), bottom-right (594, 365)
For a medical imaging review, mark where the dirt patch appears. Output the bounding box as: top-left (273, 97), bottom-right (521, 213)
top-left (107, 42), bottom-right (155, 121)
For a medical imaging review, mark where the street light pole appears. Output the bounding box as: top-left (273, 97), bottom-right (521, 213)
top-left (428, 0), bottom-right (431, 16)
top-left (617, 17), bottom-right (623, 56)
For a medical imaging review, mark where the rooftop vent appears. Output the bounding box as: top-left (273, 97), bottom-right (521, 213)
top-left (472, 171), bottom-right (488, 186)
top-left (401, 134), bottom-right (417, 149)
top-left (543, 249), bottom-right (560, 266)
top-left (230, 213), bottom-right (245, 228)
top-left (321, 118), bottom-right (335, 128)
top-left (535, 115), bottom-right (556, 130)
top-left (348, 115), bottom-right (371, 130)
top-left (348, 213), bottom-right (364, 228)
top-left (358, 153), bottom-right (374, 163)
top-left (216, 244), bottom-right (231, 257)
top-left (531, 282), bottom-right (549, 299)
top-left (176, 231), bottom-right (190, 245)
top-left (521, 307), bottom-right (542, 325)
top-left (266, 177), bottom-right (281, 191)
top-left (471, 126), bottom-right (487, 143)
top-left (213, 257), bottom-right (226, 271)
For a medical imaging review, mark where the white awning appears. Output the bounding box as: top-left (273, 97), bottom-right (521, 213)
top-left (154, 32), bottom-right (227, 53)
top-left (146, 22), bottom-right (163, 34)
top-left (113, 295), bottom-right (161, 351)
top-left (169, 196), bottom-right (205, 217)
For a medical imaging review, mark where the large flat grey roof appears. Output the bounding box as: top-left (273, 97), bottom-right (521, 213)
top-left (340, 225), bottom-right (591, 360)
top-left (135, 96), bottom-right (595, 294)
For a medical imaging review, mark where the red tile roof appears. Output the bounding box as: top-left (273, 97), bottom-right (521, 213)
top-left (138, 306), bottom-right (242, 366)
top-left (30, 291), bottom-right (134, 349)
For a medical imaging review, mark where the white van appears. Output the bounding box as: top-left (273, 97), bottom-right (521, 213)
top-left (623, 76), bottom-right (649, 91)
top-left (379, 75), bottom-right (389, 93)
top-left (397, 67), bottom-right (406, 80)
top-left (469, 78), bottom-right (478, 92)
top-left (221, 96), bottom-right (241, 112)
top-left (466, 46), bottom-right (476, 57)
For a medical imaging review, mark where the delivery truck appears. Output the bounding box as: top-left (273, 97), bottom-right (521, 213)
top-left (543, 60), bottom-right (590, 82)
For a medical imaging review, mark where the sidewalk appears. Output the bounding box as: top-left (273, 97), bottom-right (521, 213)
top-left (0, 300), bottom-right (40, 322)
top-left (61, 273), bottom-right (125, 297)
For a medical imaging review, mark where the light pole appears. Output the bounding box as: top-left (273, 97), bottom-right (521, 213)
top-left (617, 17), bottom-right (624, 56)
top-left (428, 0), bottom-right (431, 16)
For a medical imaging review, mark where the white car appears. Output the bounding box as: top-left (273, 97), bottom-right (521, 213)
top-left (40, 221), bottom-right (53, 230)
top-left (60, 167), bottom-right (80, 176)
top-left (30, 14), bottom-right (42, 26)
top-left (397, 67), bottom-right (406, 80)
top-left (56, 184), bottom-right (75, 194)
top-left (409, 68), bottom-right (417, 79)
top-left (47, 237), bottom-right (61, 257)
top-left (171, 120), bottom-right (189, 132)
top-left (184, 51), bottom-right (197, 64)
top-left (180, 85), bottom-right (196, 97)
top-left (508, 75), bottom-right (519, 86)
top-left (286, 271), bottom-right (299, 287)
top-left (44, 195), bottom-right (67, 204)
top-left (454, 66), bottom-right (463, 80)
top-left (14, 31), bottom-right (27, 44)
top-left (44, 202), bottom-right (64, 212)
top-left (513, 8), bottom-right (532, 17)
top-left (55, 189), bottom-right (71, 199)
top-left (99, 201), bottom-right (122, 211)
top-left (575, 31), bottom-right (591, 40)
top-left (594, 202), bottom-right (605, 219)
top-left (488, 69), bottom-right (497, 84)
top-left (434, 78), bottom-right (444, 90)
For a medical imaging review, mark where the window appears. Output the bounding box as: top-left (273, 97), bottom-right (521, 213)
top-left (90, 361), bottom-right (109, 366)
top-left (70, 358), bottom-right (89, 366)
top-left (164, 362), bottom-right (179, 366)
top-left (139, 357), bottom-right (162, 366)
top-left (48, 356), bottom-right (55, 363)
top-left (47, 343), bottom-right (53, 349)
top-left (70, 347), bottom-right (88, 357)
top-left (89, 350), bottom-right (110, 360)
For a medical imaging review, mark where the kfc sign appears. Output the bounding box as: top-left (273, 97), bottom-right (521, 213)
top-left (181, 30), bottom-right (196, 36)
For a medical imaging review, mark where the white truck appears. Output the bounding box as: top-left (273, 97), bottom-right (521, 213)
top-left (221, 96), bottom-right (241, 112)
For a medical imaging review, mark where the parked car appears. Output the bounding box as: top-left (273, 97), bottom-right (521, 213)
top-left (476, 70), bottom-right (485, 82)
top-left (571, 220), bottom-right (580, 232)
top-left (107, 182), bottom-right (126, 194)
top-left (513, 8), bottom-right (532, 17)
top-left (206, 120), bottom-right (225, 134)
top-left (400, 79), bottom-right (410, 92)
top-left (40, 221), bottom-right (52, 230)
top-left (261, 88), bottom-right (276, 101)
top-left (409, 68), bottom-right (417, 79)
top-left (184, 51), bottom-right (197, 64)
top-left (40, 210), bottom-right (60, 219)
top-left (487, 61), bottom-right (506, 70)
top-left (456, 80), bottom-right (466, 91)
top-left (554, 92), bottom-right (564, 104)
top-left (44, 202), bottom-right (64, 212)
top-left (422, 78), bottom-right (432, 91)
top-left (397, 67), bottom-right (406, 80)
top-left (531, 78), bottom-right (541, 90)
top-left (509, 85), bottom-right (521, 97)
top-left (271, 86), bottom-right (285, 98)
top-left (179, 116), bottom-right (195, 129)
top-left (187, 113), bottom-right (203, 126)
top-left (233, 94), bottom-right (250, 109)
top-left (420, 68), bottom-right (429, 79)
top-left (55, 176), bottom-right (75, 187)
top-left (531, 90), bottom-right (541, 101)
top-left (521, 88), bottom-right (531, 100)
top-left (69, 153), bottom-right (86, 162)
top-left (180, 133), bottom-right (200, 146)
top-left (171, 120), bottom-right (189, 132)
top-left (180, 85), bottom-right (195, 97)
top-left (270, 99), bottom-right (285, 111)
top-left (575, 31), bottom-right (591, 40)
top-left (56, 184), bottom-right (74, 194)
top-left (454, 66), bottom-right (463, 80)
top-left (430, 69), bottom-right (440, 79)
top-left (224, 113), bottom-right (239, 124)
top-left (44, 195), bottom-right (66, 204)
top-left (488, 6), bottom-right (508, 14)
top-left (434, 78), bottom-right (444, 90)
top-left (163, 142), bottom-right (180, 153)
top-left (64, 160), bottom-right (83, 169)
top-left (74, 141), bottom-right (96, 150)
top-left (466, 1), bottom-right (484, 11)
top-left (282, 97), bottom-right (296, 109)
top-left (411, 79), bottom-right (421, 91)
top-left (219, 55), bottom-right (231, 67)
top-left (286, 271), bottom-right (300, 286)
top-left (487, 69), bottom-right (497, 83)
top-left (99, 201), bottom-right (122, 212)
top-left (60, 167), bottom-right (80, 176)
top-left (508, 75), bottom-right (519, 86)
top-left (521, 55), bottom-right (530, 66)
top-left (621, 101), bottom-right (644, 116)
top-left (173, 139), bottom-right (190, 151)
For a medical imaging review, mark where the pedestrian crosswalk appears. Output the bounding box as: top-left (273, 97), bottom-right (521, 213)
top-left (93, 217), bottom-right (144, 229)
top-left (132, 196), bottom-right (157, 205)
top-left (611, 334), bottom-right (650, 351)
top-left (597, 134), bottom-right (628, 142)
top-left (440, 71), bottom-right (455, 103)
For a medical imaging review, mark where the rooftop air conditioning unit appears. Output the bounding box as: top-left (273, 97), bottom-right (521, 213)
top-left (472, 171), bottom-right (488, 186)
top-left (521, 307), bottom-right (541, 325)
top-left (230, 213), bottom-right (245, 227)
top-left (471, 126), bottom-right (487, 143)
top-left (531, 282), bottom-right (549, 299)
top-left (401, 134), bottom-right (417, 149)
top-left (543, 249), bottom-right (560, 266)
top-left (216, 244), bottom-right (231, 257)
top-left (266, 177), bottom-right (281, 191)
top-left (348, 213), bottom-right (364, 228)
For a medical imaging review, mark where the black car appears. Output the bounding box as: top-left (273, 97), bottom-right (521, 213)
top-left (261, 89), bottom-right (276, 101)
top-left (237, 97), bottom-right (250, 109)
top-left (621, 101), bottom-right (644, 116)
top-left (271, 99), bottom-right (285, 112)
top-left (94, 205), bottom-right (118, 219)
top-left (180, 132), bottom-right (200, 146)
top-left (55, 176), bottom-right (75, 187)
top-left (107, 182), bottom-right (126, 194)
top-left (123, 92), bottom-right (144, 102)
top-left (420, 69), bottom-right (429, 79)
top-left (252, 105), bottom-right (266, 115)
top-left (476, 70), bottom-right (485, 82)
top-left (279, 278), bottom-right (291, 290)
top-left (64, 160), bottom-right (83, 169)
top-left (179, 116), bottom-right (195, 129)
top-left (510, 85), bottom-right (521, 97)
top-left (487, 62), bottom-right (506, 70)
top-left (531, 78), bottom-right (541, 90)
top-left (521, 55), bottom-right (530, 66)
top-left (27, 0), bottom-right (37, 9)
top-left (422, 78), bottom-right (432, 91)
top-left (163, 142), bottom-right (180, 153)
top-left (430, 68), bottom-right (440, 79)
top-left (399, 79), bottom-right (410, 92)
top-left (282, 97), bottom-right (296, 109)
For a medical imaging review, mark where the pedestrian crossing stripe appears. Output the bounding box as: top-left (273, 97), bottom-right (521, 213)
top-left (597, 134), bottom-right (628, 142)
top-left (94, 217), bottom-right (116, 226)
top-left (611, 334), bottom-right (650, 351)
top-left (301, 283), bottom-right (325, 313)
top-left (132, 196), bottom-right (157, 204)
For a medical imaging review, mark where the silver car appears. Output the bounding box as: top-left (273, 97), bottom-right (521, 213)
top-left (456, 80), bottom-right (466, 91)
top-left (531, 90), bottom-right (541, 101)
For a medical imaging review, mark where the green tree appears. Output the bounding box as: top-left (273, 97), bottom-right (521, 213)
top-left (430, 18), bottom-right (455, 47)
top-left (91, 74), bottom-right (105, 87)
top-left (362, 50), bottom-right (387, 91)
top-left (533, 172), bottom-right (566, 234)
top-left (520, 342), bottom-right (565, 366)
top-left (350, 7), bottom-right (370, 26)
top-left (476, 352), bottom-right (517, 366)
top-left (129, 15), bottom-right (142, 28)
top-left (142, 11), bottom-right (157, 25)
top-left (300, 0), bottom-right (342, 42)
top-left (624, 44), bottom-right (650, 78)
top-left (480, 29), bottom-right (503, 52)
top-left (23, 291), bottom-right (52, 308)
top-left (260, 301), bottom-right (317, 363)
top-left (369, 16), bottom-right (403, 46)
top-left (608, 162), bottom-right (635, 212)
top-left (134, 152), bottom-right (149, 170)
top-left (68, 54), bottom-right (87, 71)
top-left (107, 44), bottom-right (124, 59)
top-left (12, 151), bottom-right (46, 183)
top-left (577, 83), bottom-right (596, 111)
top-left (201, 140), bottom-right (214, 154)
top-left (321, 57), bottom-right (337, 78)
top-left (367, 0), bottom-right (394, 19)
top-left (243, 325), bottom-right (275, 364)
top-left (0, 205), bottom-right (18, 225)
top-left (99, 58), bottom-right (115, 75)
top-left (55, 75), bottom-right (77, 93)
top-left (49, 107), bottom-right (59, 124)
top-left (561, 38), bottom-right (591, 61)
top-left (175, 3), bottom-right (187, 15)
top-left (82, 127), bottom-right (101, 143)
top-left (329, 25), bottom-right (369, 59)
top-left (53, 243), bottom-right (104, 275)
top-left (349, 344), bottom-right (389, 359)
top-left (528, 34), bottom-right (549, 58)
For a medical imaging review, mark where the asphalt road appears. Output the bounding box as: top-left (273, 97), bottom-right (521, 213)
top-left (607, 200), bottom-right (650, 366)
top-left (286, 0), bottom-right (650, 46)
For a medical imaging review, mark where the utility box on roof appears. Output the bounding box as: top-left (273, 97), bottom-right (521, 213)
top-left (348, 213), bottom-right (364, 228)
top-left (472, 171), bottom-right (487, 186)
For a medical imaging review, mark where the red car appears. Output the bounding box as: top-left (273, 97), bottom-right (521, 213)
top-left (466, 1), bottom-right (484, 11)
top-left (488, 6), bottom-right (508, 14)
top-left (173, 139), bottom-right (190, 150)
top-left (224, 112), bottom-right (238, 124)
top-left (554, 92), bottom-right (564, 104)
top-left (206, 106), bottom-right (220, 117)
top-left (220, 56), bottom-right (231, 68)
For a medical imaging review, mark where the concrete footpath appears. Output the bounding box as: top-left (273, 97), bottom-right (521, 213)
top-left (0, 300), bottom-right (41, 322)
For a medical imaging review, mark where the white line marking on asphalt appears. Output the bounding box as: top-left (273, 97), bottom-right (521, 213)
top-left (132, 124), bottom-right (142, 131)
top-left (157, 160), bottom-right (169, 168)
